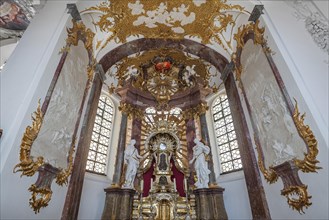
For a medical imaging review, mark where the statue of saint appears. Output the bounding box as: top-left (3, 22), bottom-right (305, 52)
top-left (189, 138), bottom-right (211, 188)
top-left (123, 139), bottom-right (142, 189)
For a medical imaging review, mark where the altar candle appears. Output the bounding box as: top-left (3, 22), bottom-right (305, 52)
top-left (174, 178), bottom-right (177, 191)
top-left (141, 179), bottom-right (144, 192)
top-left (150, 178), bottom-right (153, 191)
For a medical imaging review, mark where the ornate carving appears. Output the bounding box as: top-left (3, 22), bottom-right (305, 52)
top-left (13, 100), bottom-right (44, 177)
top-left (182, 103), bottom-right (209, 120)
top-left (272, 161), bottom-right (312, 214)
top-left (119, 102), bottom-right (144, 120)
top-left (64, 20), bottom-right (96, 80)
top-left (29, 184), bottom-right (52, 214)
top-left (28, 164), bottom-right (60, 213)
top-left (83, 0), bottom-right (248, 53)
top-left (233, 22), bottom-right (321, 213)
top-left (13, 18), bottom-right (95, 213)
top-left (233, 20), bottom-right (267, 81)
top-left (255, 139), bottom-right (278, 184)
top-left (281, 185), bottom-right (312, 213)
top-left (292, 99), bottom-right (321, 173)
top-left (55, 142), bottom-right (75, 186)
top-left (113, 48), bottom-right (214, 105)
top-left (286, 1), bottom-right (328, 55)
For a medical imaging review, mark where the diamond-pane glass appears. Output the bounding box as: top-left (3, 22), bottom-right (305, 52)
top-left (86, 95), bottom-right (113, 175)
top-left (212, 94), bottom-right (242, 174)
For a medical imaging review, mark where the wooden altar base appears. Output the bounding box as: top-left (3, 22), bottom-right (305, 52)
top-left (194, 187), bottom-right (228, 220)
top-left (101, 187), bottom-right (135, 220)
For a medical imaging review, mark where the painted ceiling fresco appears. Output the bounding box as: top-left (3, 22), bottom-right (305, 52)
top-left (0, 0), bottom-right (46, 40)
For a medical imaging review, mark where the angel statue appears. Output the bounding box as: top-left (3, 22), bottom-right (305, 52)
top-left (123, 139), bottom-right (142, 189)
top-left (189, 138), bottom-right (211, 188)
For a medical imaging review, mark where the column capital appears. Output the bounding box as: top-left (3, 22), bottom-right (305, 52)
top-left (182, 103), bottom-right (209, 120)
top-left (118, 102), bottom-right (144, 120)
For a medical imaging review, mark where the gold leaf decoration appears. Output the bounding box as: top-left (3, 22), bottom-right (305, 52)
top-left (64, 20), bottom-right (96, 81)
top-left (281, 185), bottom-right (312, 214)
top-left (254, 139), bottom-right (278, 184)
top-left (119, 103), bottom-right (144, 120)
top-left (56, 142), bottom-right (75, 186)
top-left (83, 0), bottom-right (249, 52)
top-left (28, 184), bottom-right (52, 214)
top-left (292, 99), bottom-right (321, 173)
top-left (13, 100), bottom-right (44, 177)
top-left (233, 20), bottom-right (266, 81)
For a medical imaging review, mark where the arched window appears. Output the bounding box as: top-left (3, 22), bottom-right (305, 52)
top-left (86, 94), bottom-right (114, 175)
top-left (212, 93), bottom-right (242, 174)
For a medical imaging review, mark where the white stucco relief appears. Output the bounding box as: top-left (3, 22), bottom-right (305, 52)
top-left (241, 40), bottom-right (306, 168)
top-left (31, 42), bottom-right (89, 169)
top-left (128, 1), bottom-right (196, 33)
top-left (286, 0), bottom-right (328, 60)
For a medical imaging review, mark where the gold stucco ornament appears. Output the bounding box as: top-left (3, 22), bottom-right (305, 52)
top-left (13, 18), bottom-right (95, 213)
top-left (83, 0), bottom-right (249, 53)
top-left (233, 19), bottom-right (321, 214)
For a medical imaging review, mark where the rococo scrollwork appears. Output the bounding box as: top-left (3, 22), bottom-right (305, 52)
top-left (232, 19), bottom-right (321, 213)
top-left (292, 99), bottom-right (321, 173)
top-left (13, 17), bottom-right (96, 213)
top-left (13, 100), bottom-right (44, 177)
top-left (83, 0), bottom-right (249, 53)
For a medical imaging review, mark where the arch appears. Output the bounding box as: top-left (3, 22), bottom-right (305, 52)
top-left (99, 38), bottom-right (229, 78)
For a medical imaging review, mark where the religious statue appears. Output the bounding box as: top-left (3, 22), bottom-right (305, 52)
top-left (123, 139), bottom-right (142, 189)
top-left (189, 138), bottom-right (211, 188)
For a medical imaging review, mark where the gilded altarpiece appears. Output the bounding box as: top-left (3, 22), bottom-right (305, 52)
top-left (13, 21), bottom-right (95, 213)
top-left (233, 22), bottom-right (321, 213)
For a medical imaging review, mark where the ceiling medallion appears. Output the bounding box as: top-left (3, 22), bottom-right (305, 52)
top-left (83, 0), bottom-right (249, 53)
top-left (111, 48), bottom-right (214, 105)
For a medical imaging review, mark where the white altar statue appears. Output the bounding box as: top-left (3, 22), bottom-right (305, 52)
top-left (189, 138), bottom-right (211, 188)
top-left (123, 139), bottom-right (142, 189)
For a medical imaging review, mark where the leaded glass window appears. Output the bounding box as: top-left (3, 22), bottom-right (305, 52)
top-left (212, 94), bottom-right (242, 174)
top-left (86, 95), bottom-right (114, 175)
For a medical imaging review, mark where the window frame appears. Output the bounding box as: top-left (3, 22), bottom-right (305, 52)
top-left (211, 91), bottom-right (243, 175)
top-left (85, 92), bottom-right (115, 175)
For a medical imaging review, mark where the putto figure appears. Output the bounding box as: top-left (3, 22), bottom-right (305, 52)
top-left (189, 138), bottom-right (211, 188)
top-left (123, 139), bottom-right (142, 189)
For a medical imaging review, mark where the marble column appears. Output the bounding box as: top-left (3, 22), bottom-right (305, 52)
top-left (185, 117), bottom-right (196, 187)
top-left (61, 65), bottom-right (104, 220)
top-left (199, 113), bottom-right (217, 186)
top-left (112, 111), bottom-right (128, 186)
top-left (223, 71), bottom-right (271, 219)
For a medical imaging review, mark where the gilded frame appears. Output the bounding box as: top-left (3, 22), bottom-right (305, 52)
top-left (232, 20), bottom-right (321, 213)
top-left (13, 20), bottom-right (96, 213)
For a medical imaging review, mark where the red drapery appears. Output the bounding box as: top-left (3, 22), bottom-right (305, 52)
top-left (142, 159), bottom-right (186, 197)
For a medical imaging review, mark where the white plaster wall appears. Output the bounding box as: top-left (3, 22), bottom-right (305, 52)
top-left (219, 172), bottom-right (252, 220)
top-left (260, 1), bottom-right (328, 146)
top-left (244, 1), bottom-right (329, 219)
top-left (206, 93), bottom-right (252, 220)
top-left (0, 1), bottom-right (77, 219)
top-left (78, 173), bottom-right (110, 220)
top-left (0, 40), bottom-right (18, 67)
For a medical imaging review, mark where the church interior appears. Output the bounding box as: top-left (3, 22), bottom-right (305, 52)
top-left (0, 0), bottom-right (328, 219)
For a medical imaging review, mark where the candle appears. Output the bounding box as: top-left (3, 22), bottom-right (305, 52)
top-left (141, 179), bottom-right (144, 192)
top-left (150, 178), bottom-right (153, 191)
